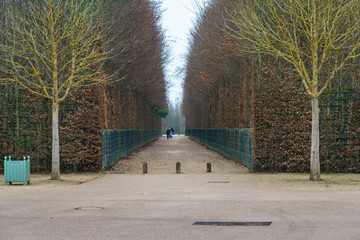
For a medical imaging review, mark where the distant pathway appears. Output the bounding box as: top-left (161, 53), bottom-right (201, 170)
top-left (111, 135), bottom-right (249, 174)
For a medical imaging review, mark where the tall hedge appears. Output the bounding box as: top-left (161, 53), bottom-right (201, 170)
top-left (183, 0), bottom-right (360, 173)
top-left (0, 0), bottom-right (167, 173)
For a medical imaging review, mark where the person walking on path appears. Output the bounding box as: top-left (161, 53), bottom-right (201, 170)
top-left (166, 128), bottom-right (171, 139)
top-left (170, 128), bottom-right (175, 138)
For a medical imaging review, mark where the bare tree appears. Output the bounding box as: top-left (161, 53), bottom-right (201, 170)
top-left (0, 0), bottom-right (108, 180)
top-left (227, 0), bottom-right (360, 180)
top-left (104, 0), bottom-right (167, 129)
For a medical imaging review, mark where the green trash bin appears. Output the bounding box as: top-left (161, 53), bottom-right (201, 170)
top-left (4, 156), bottom-right (30, 186)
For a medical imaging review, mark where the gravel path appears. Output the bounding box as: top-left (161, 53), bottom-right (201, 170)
top-left (111, 135), bottom-right (249, 175)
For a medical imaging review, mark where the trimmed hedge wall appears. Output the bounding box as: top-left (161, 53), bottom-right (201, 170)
top-left (253, 63), bottom-right (360, 173)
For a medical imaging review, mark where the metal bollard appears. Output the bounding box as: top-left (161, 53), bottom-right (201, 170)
top-left (207, 163), bottom-right (212, 173)
top-left (143, 162), bottom-right (148, 174)
top-left (176, 162), bottom-right (181, 174)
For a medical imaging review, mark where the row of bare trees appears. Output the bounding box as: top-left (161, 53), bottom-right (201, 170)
top-left (184, 0), bottom-right (253, 130)
top-left (0, 0), bottom-right (167, 178)
top-left (183, 0), bottom-right (360, 179)
top-left (102, 0), bottom-right (167, 130)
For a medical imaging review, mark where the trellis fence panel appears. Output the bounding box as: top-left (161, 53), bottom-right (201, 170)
top-left (186, 128), bottom-right (253, 169)
top-left (102, 129), bottom-right (162, 169)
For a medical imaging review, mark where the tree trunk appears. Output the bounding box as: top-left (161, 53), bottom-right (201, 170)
top-left (111, 92), bottom-right (115, 130)
top-left (310, 97), bottom-right (321, 181)
top-left (128, 88), bottom-right (131, 129)
top-left (15, 82), bottom-right (20, 155)
top-left (102, 83), bottom-right (108, 129)
top-left (238, 92), bottom-right (243, 128)
top-left (51, 100), bottom-right (60, 180)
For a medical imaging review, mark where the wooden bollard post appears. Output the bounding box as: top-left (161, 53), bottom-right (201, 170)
top-left (143, 162), bottom-right (148, 174)
top-left (176, 162), bottom-right (181, 174)
top-left (207, 163), bottom-right (211, 173)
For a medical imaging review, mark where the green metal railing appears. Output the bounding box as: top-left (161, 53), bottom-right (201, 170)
top-left (101, 129), bottom-right (162, 169)
top-left (186, 128), bottom-right (253, 169)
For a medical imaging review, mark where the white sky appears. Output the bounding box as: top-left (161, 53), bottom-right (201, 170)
top-left (155, 0), bottom-right (205, 105)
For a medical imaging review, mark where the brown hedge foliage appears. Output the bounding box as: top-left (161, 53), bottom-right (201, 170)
top-left (252, 61), bottom-right (311, 172)
top-left (346, 97), bottom-right (360, 173)
top-left (60, 86), bottom-right (102, 172)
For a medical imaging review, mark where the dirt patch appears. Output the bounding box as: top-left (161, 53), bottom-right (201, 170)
top-left (0, 172), bottom-right (103, 188)
top-left (251, 173), bottom-right (360, 191)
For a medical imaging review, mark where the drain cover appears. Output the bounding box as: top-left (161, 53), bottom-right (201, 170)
top-left (74, 207), bottom-right (105, 211)
top-left (207, 181), bottom-right (229, 184)
top-left (193, 222), bottom-right (272, 226)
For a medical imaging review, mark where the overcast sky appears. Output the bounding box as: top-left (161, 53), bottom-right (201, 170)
top-left (156, 0), bottom-right (205, 105)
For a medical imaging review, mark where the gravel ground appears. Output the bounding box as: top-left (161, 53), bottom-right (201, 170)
top-left (111, 135), bottom-right (249, 175)
top-left (0, 173), bottom-right (103, 188)
top-left (111, 135), bottom-right (360, 192)
top-left (1, 136), bottom-right (359, 191)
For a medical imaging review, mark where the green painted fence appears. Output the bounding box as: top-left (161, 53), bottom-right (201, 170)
top-left (186, 128), bottom-right (253, 169)
top-left (102, 129), bottom-right (162, 170)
